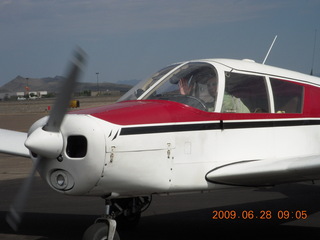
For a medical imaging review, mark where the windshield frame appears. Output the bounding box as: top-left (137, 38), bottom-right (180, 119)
top-left (117, 63), bottom-right (183, 102)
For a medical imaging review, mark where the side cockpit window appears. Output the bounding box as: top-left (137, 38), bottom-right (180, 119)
top-left (223, 72), bottom-right (270, 113)
top-left (270, 78), bottom-right (304, 113)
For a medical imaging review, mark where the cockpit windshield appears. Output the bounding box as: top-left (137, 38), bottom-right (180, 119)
top-left (143, 62), bottom-right (218, 111)
top-left (118, 64), bottom-right (180, 102)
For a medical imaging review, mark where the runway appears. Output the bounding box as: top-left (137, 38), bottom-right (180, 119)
top-left (1, 98), bottom-right (320, 239)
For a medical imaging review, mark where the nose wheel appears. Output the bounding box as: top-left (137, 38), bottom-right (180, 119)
top-left (82, 222), bottom-right (120, 240)
top-left (82, 196), bottom-right (152, 240)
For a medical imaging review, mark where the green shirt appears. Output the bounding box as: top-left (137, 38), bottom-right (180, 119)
top-left (222, 93), bottom-right (250, 113)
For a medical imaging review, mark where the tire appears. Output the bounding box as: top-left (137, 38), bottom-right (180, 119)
top-left (82, 222), bottom-right (120, 240)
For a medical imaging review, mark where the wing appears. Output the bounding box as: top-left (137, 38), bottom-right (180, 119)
top-left (206, 156), bottom-right (320, 187)
top-left (0, 129), bottom-right (29, 158)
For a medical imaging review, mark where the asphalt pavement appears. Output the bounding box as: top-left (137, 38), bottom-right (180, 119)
top-left (1, 174), bottom-right (320, 239)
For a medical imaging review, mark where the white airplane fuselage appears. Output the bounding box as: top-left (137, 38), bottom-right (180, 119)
top-left (30, 59), bottom-right (320, 198)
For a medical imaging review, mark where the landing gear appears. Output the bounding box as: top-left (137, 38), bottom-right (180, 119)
top-left (82, 196), bottom-right (152, 240)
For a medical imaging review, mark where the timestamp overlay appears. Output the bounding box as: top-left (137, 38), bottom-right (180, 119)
top-left (212, 210), bottom-right (308, 220)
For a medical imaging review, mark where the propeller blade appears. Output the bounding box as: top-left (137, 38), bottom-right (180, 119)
top-left (6, 47), bottom-right (87, 231)
top-left (44, 47), bottom-right (87, 132)
top-left (6, 157), bottom-right (40, 231)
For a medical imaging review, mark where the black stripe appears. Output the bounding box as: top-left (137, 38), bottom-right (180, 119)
top-left (224, 119), bottom-right (320, 129)
top-left (223, 119), bottom-right (320, 129)
top-left (120, 123), bottom-right (220, 135)
top-left (120, 119), bottom-right (320, 136)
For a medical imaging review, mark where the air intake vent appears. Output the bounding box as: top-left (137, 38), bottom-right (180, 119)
top-left (66, 135), bottom-right (87, 158)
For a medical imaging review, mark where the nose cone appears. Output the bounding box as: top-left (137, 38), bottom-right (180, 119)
top-left (25, 127), bottom-right (63, 159)
top-left (29, 114), bottom-right (107, 196)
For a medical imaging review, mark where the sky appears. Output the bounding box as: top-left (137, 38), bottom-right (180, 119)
top-left (0, 0), bottom-right (320, 86)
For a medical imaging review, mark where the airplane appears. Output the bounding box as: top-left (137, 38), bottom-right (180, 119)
top-left (1, 47), bottom-right (320, 240)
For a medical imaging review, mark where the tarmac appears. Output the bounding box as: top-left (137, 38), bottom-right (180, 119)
top-left (1, 97), bottom-right (320, 239)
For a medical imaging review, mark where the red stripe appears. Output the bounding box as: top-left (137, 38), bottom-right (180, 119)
top-left (70, 100), bottom-right (320, 126)
top-left (72, 100), bottom-right (215, 125)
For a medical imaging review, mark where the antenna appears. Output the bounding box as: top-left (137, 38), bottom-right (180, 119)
top-left (263, 35), bottom-right (278, 65)
top-left (311, 29), bottom-right (317, 75)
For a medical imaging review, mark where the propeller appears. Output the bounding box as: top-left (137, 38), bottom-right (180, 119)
top-left (6, 47), bottom-right (87, 231)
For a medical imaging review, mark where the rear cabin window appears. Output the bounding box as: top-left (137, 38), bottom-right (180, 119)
top-left (270, 78), bottom-right (304, 113)
top-left (223, 72), bottom-right (270, 113)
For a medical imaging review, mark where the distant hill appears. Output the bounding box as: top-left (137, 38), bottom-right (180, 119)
top-left (0, 76), bottom-right (135, 93)
top-left (117, 79), bottom-right (140, 86)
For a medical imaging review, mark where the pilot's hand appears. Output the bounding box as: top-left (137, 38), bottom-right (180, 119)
top-left (179, 78), bottom-right (192, 95)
